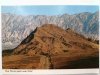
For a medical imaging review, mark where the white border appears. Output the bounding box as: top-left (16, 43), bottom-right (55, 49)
top-left (0, 0), bottom-right (100, 5)
top-left (2, 69), bottom-right (99, 74)
top-left (0, 5), bottom-right (2, 75)
top-left (0, 0), bottom-right (100, 75)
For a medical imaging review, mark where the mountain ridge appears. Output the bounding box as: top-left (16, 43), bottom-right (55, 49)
top-left (2, 24), bottom-right (99, 69)
top-left (12, 24), bottom-right (99, 56)
top-left (2, 11), bottom-right (99, 50)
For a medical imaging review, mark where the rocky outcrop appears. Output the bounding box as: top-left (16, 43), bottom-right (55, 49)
top-left (12, 24), bottom-right (99, 56)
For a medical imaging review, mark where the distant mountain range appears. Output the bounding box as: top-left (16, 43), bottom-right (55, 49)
top-left (2, 11), bottom-right (99, 50)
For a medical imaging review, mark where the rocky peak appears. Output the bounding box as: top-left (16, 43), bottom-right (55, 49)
top-left (12, 24), bottom-right (98, 57)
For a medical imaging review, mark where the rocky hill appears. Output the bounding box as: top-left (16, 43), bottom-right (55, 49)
top-left (3, 24), bottom-right (99, 69)
top-left (12, 24), bottom-right (99, 56)
top-left (2, 11), bottom-right (99, 50)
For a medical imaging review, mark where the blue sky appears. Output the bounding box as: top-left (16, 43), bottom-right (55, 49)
top-left (2, 5), bottom-right (99, 15)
